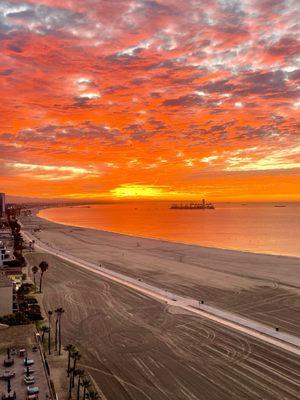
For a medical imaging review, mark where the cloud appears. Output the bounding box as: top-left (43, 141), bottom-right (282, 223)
top-left (0, 2), bottom-right (86, 37)
top-left (115, 39), bottom-right (153, 57)
top-left (163, 94), bottom-right (205, 107)
top-left (7, 162), bottom-right (100, 181)
top-left (225, 146), bottom-right (300, 172)
top-left (0, 0), bottom-right (299, 200)
top-left (0, 122), bottom-right (137, 149)
top-left (78, 92), bottom-right (100, 99)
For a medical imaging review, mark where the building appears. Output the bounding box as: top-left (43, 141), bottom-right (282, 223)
top-left (0, 193), bottom-right (5, 217)
top-left (0, 241), bottom-right (15, 266)
top-left (0, 229), bottom-right (14, 248)
top-left (0, 241), bottom-right (23, 289)
top-left (0, 272), bottom-right (13, 316)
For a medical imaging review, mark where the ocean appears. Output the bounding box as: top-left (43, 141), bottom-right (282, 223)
top-left (38, 202), bottom-right (300, 258)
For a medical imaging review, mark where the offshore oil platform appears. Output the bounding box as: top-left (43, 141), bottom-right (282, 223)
top-left (170, 199), bottom-right (215, 210)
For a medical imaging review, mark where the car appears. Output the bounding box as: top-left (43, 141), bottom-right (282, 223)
top-left (24, 367), bottom-right (34, 374)
top-left (24, 376), bottom-right (35, 384)
top-left (3, 359), bottom-right (14, 367)
top-left (27, 394), bottom-right (39, 400)
top-left (24, 359), bottom-right (34, 366)
top-left (27, 386), bottom-right (39, 395)
top-left (0, 371), bottom-right (15, 380)
top-left (1, 390), bottom-right (16, 400)
top-left (19, 349), bottom-right (26, 357)
top-left (24, 374), bottom-right (34, 385)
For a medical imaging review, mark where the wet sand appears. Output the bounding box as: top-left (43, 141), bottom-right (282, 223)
top-left (22, 211), bottom-right (300, 336)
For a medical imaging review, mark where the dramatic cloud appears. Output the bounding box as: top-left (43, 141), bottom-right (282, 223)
top-left (7, 162), bottom-right (100, 181)
top-left (0, 0), bottom-right (299, 200)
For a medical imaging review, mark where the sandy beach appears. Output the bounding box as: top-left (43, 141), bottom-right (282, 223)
top-left (22, 209), bottom-right (300, 337)
top-left (20, 209), bottom-right (300, 400)
top-left (22, 250), bottom-right (300, 400)
top-left (19, 209), bottom-right (300, 399)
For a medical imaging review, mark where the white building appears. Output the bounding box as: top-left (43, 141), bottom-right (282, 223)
top-left (0, 272), bottom-right (13, 316)
top-left (0, 193), bottom-right (5, 217)
top-left (0, 241), bottom-right (23, 289)
top-left (0, 241), bottom-right (15, 266)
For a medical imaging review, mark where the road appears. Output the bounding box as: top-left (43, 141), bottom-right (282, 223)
top-left (23, 230), bottom-right (300, 356)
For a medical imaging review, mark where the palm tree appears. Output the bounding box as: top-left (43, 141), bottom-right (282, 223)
top-left (48, 310), bottom-right (53, 355)
top-left (75, 369), bottom-right (85, 400)
top-left (68, 367), bottom-right (74, 399)
top-left (54, 309), bottom-right (59, 352)
top-left (81, 377), bottom-right (91, 400)
top-left (41, 325), bottom-right (49, 343)
top-left (39, 261), bottom-right (49, 293)
top-left (57, 307), bottom-right (65, 355)
top-left (54, 307), bottom-right (65, 352)
top-left (32, 266), bottom-right (38, 292)
top-left (88, 390), bottom-right (99, 400)
top-left (72, 352), bottom-right (81, 387)
top-left (65, 344), bottom-right (76, 377)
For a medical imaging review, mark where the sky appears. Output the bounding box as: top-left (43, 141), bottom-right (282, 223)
top-left (0, 0), bottom-right (299, 201)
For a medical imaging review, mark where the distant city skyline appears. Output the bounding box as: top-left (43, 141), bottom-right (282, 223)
top-left (0, 0), bottom-right (299, 201)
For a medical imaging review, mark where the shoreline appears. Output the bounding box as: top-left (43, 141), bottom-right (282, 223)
top-left (38, 205), bottom-right (300, 260)
top-left (21, 207), bottom-right (300, 336)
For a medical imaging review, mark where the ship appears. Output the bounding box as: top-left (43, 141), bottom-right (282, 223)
top-left (170, 199), bottom-right (215, 210)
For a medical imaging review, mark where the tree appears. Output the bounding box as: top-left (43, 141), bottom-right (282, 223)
top-left (75, 369), bottom-right (85, 400)
top-left (41, 325), bottom-right (49, 343)
top-left (68, 366), bottom-right (74, 400)
top-left (58, 307), bottom-right (65, 355)
top-left (32, 266), bottom-right (38, 292)
top-left (48, 310), bottom-right (53, 355)
top-left (65, 344), bottom-right (76, 377)
top-left (88, 390), bottom-right (100, 400)
top-left (54, 309), bottom-right (59, 352)
top-left (71, 352), bottom-right (81, 387)
top-left (82, 377), bottom-right (91, 400)
top-left (68, 350), bottom-right (81, 398)
top-left (55, 307), bottom-right (65, 354)
top-left (39, 261), bottom-right (49, 293)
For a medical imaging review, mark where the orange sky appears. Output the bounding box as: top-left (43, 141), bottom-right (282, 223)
top-left (0, 0), bottom-right (299, 201)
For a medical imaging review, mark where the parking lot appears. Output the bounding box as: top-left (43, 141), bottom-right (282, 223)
top-left (0, 333), bottom-right (51, 400)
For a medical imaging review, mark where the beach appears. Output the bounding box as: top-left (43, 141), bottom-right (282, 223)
top-left (19, 209), bottom-right (300, 399)
top-left (18, 209), bottom-right (300, 399)
top-left (22, 209), bottom-right (300, 336)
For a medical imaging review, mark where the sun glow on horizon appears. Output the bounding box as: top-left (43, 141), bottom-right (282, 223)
top-left (110, 184), bottom-right (204, 199)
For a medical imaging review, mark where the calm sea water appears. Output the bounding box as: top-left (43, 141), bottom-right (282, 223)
top-left (39, 202), bottom-right (300, 257)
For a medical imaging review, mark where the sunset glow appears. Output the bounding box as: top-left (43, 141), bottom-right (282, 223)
top-left (0, 0), bottom-right (299, 201)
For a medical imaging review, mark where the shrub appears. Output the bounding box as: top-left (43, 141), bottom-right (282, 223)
top-left (0, 312), bottom-right (30, 326)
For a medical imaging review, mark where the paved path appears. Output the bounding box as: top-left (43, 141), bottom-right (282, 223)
top-left (23, 230), bottom-right (300, 356)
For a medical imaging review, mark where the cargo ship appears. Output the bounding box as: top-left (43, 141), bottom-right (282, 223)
top-left (170, 199), bottom-right (215, 210)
